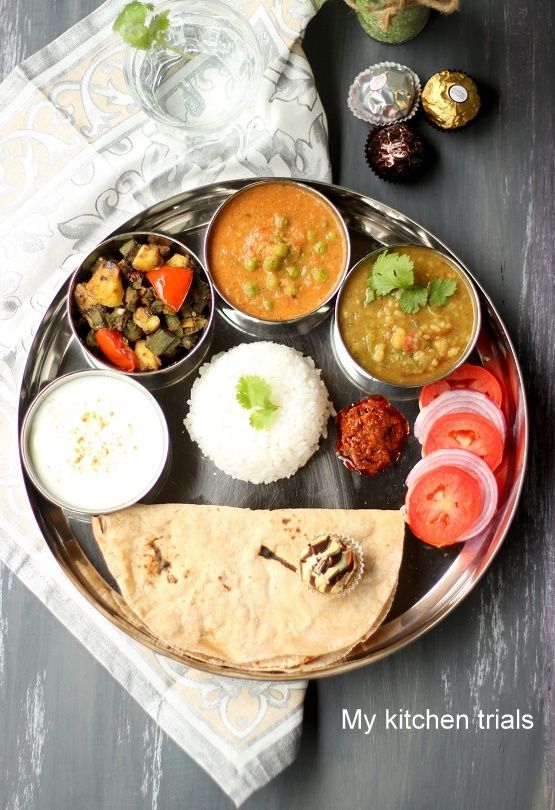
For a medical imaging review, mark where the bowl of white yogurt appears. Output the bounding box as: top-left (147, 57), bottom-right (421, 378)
top-left (20, 370), bottom-right (170, 516)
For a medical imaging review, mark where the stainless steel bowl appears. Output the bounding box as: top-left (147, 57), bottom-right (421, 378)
top-left (67, 231), bottom-right (215, 390)
top-left (333, 245), bottom-right (482, 401)
top-left (20, 370), bottom-right (170, 519)
top-left (203, 179), bottom-right (351, 338)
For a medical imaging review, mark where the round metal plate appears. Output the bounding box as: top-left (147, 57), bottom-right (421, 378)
top-left (18, 179), bottom-right (528, 680)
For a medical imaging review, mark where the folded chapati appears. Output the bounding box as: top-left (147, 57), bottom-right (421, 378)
top-left (92, 504), bottom-right (405, 670)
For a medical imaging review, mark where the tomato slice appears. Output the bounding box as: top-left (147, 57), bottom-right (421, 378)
top-left (419, 364), bottom-right (503, 409)
top-left (147, 266), bottom-right (193, 312)
top-left (96, 328), bottom-right (137, 372)
top-left (418, 379), bottom-right (450, 407)
top-left (406, 465), bottom-right (482, 546)
top-left (423, 412), bottom-right (504, 471)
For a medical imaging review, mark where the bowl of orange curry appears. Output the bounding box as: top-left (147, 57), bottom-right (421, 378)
top-left (204, 180), bottom-right (350, 336)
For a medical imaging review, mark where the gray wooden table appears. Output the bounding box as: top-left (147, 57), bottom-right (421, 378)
top-left (1, 1), bottom-right (553, 808)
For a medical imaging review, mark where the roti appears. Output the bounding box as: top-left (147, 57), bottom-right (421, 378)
top-left (92, 503), bottom-right (405, 670)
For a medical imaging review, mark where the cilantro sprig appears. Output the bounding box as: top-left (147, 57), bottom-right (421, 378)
top-left (399, 285), bottom-right (429, 314)
top-left (371, 251), bottom-right (415, 296)
top-left (113, 2), bottom-right (195, 61)
top-left (364, 250), bottom-right (457, 314)
top-left (236, 375), bottom-right (279, 430)
top-left (428, 277), bottom-right (458, 307)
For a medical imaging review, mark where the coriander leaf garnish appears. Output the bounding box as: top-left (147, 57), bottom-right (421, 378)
top-left (113, 1), bottom-right (194, 60)
top-left (428, 277), bottom-right (457, 307)
top-left (363, 250), bottom-right (459, 315)
top-left (370, 250), bottom-right (415, 296)
top-left (399, 285), bottom-right (429, 314)
top-left (236, 375), bottom-right (279, 430)
top-left (249, 408), bottom-right (278, 430)
top-left (236, 374), bottom-right (266, 410)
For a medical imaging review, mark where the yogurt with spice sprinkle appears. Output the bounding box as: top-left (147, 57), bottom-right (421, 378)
top-left (23, 371), bottom-right (168, 514)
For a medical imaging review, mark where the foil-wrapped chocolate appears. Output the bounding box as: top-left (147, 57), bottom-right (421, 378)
top-left (421, 70), bottom-right (481, 130)
top-left (348, 62), bottom-right (421, 125)
top-left (365, 123), bottom-right (427, 181)
top-left (299, 533), bottom-right (361, 595)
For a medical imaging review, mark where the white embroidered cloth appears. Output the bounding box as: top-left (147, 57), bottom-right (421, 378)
top-left (0, 0), bottom-right (330, 804)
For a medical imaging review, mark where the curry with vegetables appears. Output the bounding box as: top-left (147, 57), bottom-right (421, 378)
top-left (72, 234), bottom-right (211, 373)
top-left (206, 181), bottom-right (348, 321)
top-left (337, 245), bottom-right (478, 386)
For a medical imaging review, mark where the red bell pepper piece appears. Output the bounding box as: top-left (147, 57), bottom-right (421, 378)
top-left (96, 328), bottom-right (137, 372)
top-left (146, 265), bottom-right (194, 312)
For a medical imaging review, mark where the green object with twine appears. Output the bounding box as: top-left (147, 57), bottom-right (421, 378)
top-left (344, 0), bottom-right (459, 44)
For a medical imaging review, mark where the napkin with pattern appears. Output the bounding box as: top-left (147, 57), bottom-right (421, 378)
top-left (0, 0), bottom-right (329, 804)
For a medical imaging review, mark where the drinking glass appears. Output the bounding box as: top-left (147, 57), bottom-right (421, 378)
top-left (124, 0), bottom-right (263, 139)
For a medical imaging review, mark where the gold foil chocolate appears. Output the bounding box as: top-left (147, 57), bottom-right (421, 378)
top-left (421, 70), bottom-right (480, 130)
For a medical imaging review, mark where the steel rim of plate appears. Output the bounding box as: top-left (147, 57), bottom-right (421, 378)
top-left (17, 179), bottom-right (529, 680)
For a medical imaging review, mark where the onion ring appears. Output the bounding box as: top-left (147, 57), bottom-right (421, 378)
top-left (405, 449), bottom-right (498, 542)
top-left (414, 390), bottom-right (505, 444)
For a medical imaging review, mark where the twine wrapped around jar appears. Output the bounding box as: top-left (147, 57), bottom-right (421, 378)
top-left (345, 0), bottom-right (459, 44)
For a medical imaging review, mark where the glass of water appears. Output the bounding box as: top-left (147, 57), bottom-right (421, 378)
top-left (124, 0), bottom-right (263, 139)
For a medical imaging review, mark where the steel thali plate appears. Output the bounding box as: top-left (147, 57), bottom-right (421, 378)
top-left (18, 180), bottom-right (528, 680)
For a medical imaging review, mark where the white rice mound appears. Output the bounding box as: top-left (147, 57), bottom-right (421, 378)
top-left (184, 342), bottom-right (335, 485)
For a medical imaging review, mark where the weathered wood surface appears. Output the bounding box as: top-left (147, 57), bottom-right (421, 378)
top-left (0, 0), bottom-right (553, 808)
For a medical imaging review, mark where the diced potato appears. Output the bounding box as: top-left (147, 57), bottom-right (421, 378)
top-left (74, 282), bottom-right (97, 312)
top-left (434, 338), bottom-right (447, 357)
top-left (135, 340), bottom-right (161, 371)
top-left (373, 343), bottom-right (385, 363)
top-left (181, 316), bottom-right (208, 335)
top-left (132, 244), bottom-right (161, 271)
top-left (133, 306), bottom-right (160, 334)
top-left (86, 260), bottom-right (124, 308)
top-left (166, 252), bottom-right (190, 268)
top-left (390, 328), bottom-right (406, 350)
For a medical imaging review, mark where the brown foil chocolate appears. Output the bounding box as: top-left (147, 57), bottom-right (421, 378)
top-left (365, 123), bottom-right (427, 181)
top-left (421, 70), bottom-right (481, 130)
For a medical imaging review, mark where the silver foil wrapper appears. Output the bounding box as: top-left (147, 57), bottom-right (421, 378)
top-left (348, 62), bottom-right (421, 125)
